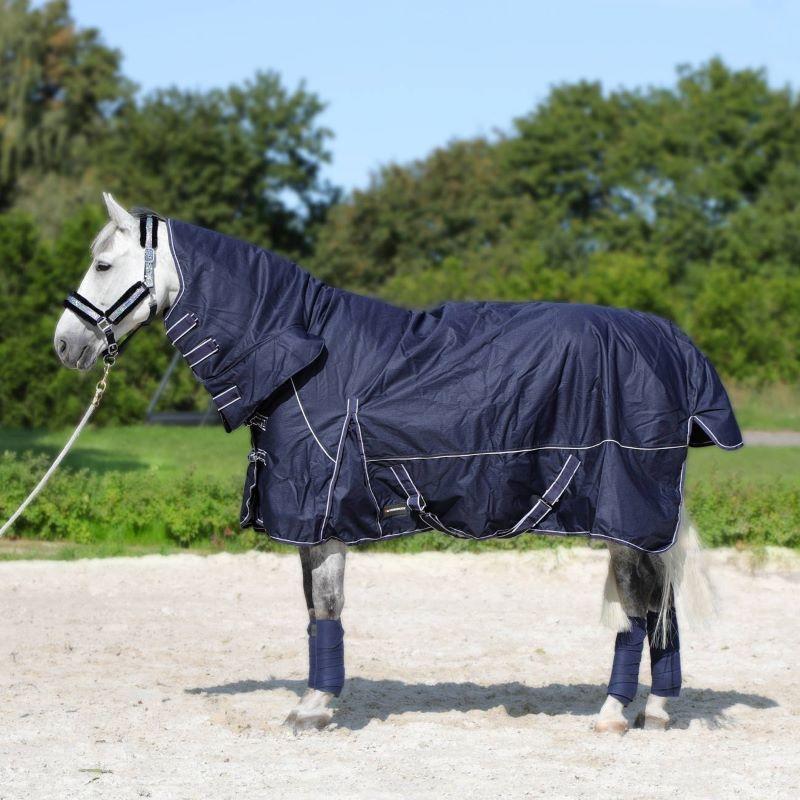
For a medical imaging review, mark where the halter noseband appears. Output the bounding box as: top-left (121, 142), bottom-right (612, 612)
top-left (64, 215), bottom-right (159, 363)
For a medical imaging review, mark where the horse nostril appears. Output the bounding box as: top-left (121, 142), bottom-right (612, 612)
top-left (56, 338), bottom-right (68, 356)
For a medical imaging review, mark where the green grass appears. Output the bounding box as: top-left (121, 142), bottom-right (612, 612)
top-left (1, 425), bottom-right (798, 559)
top-left (685, 445), bottom-right (800, 487)
top-left (0, 424), bottom-right (250, 480)
top-left (728, 383), bottom-right (800, 431)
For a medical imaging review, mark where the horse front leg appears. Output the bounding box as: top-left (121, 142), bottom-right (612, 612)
top-left (283, 538), bottom-right (347, 732)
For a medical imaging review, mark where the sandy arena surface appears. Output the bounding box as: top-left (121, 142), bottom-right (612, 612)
top-left (1, 548), bottom-right (798, 800)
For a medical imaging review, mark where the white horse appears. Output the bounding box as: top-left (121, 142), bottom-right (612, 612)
top-left (54, 193), bottom-right (713, 733)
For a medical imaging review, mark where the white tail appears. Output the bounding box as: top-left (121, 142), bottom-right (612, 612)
top-left (601, 513), bottom-right (716, 646)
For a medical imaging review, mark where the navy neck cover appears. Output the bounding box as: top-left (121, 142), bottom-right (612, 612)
top-left (164, 219), bottom-right (743, 552)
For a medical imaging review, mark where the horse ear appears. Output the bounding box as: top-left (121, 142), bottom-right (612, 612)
top-left (102, 192), bottom-right (135, 230)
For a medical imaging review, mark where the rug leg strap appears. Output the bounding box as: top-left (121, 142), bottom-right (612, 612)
top-left (647, 608), bottom-right (682, 697)
top-left (307, 619), bottom-right (345, 696)
top-left (607, 616), bottom-right (646, 706)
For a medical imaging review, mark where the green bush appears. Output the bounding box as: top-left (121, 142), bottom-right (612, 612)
top-left (0, 451), bottom-right (242, 546)
top-left (688, 478), bottom-right (800, 549)
top-left (1, 450), bottom-right (797, 551)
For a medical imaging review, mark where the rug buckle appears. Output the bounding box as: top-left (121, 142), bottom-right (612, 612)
top-left (248, 448), bottom-right (267, 464)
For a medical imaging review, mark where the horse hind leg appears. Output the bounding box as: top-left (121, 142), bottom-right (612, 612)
top-left (595, 542), bottom-right (656, 734)
top-left (636, 595), bottom-right (681, 731)
top-left (636, 519), bottom-right (707, 730)
top-left (283, 539), bottom-right (347, 732)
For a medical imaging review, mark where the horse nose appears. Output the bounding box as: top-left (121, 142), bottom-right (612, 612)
top-left (56, 338), bottom-right (68, 356)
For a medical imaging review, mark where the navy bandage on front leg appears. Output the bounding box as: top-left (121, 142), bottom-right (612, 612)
top-left (308, 619), bottom-right (345, 696)
top-left (647, 608), bottom-right (682, 697)
top-left (607, 616), bottom-right (646, 705)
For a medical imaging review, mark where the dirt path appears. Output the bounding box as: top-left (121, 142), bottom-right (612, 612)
top-left (1, 549), bottom-right (798, 800)
top-left (743, 430), bottom-right (800, 446)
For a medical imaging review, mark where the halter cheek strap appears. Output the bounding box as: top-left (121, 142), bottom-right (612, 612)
top-left (63, 215), bottom-right (159, 361)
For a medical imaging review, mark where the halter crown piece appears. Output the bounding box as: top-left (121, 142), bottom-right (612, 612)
top-left (63, 215), bottom-right (159, 363)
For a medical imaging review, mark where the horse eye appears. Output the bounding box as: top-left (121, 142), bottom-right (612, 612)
top-left (96, 261), bottom-right (112, 272)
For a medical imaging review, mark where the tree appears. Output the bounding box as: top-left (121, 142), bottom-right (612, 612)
top-left (92, 72), bottom-right (336, 257)
top-left (311, 60), bottom-right (800, 383)
top-left (0, 0), bottom-right (131, 209)
top-left (312, 139), bottom-right (518, 290)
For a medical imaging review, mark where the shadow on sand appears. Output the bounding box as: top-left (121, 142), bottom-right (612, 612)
top-left (186, 677), bottom-right (777, 731)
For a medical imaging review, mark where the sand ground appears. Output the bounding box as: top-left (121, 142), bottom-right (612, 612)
top-left (1, 548), bottom-right (798, 800)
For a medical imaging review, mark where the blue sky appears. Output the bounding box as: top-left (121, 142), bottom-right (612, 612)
top-left (70, 0), bottom-right (799, 192)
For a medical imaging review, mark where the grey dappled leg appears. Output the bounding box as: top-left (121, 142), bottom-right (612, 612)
top-left (596, 543), bottom-right (656, 733)
top-left (284, 540), bottom-right (347, 732)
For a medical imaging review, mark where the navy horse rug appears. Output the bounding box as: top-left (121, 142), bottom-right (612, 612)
top-left (163, 220), bottom-right (743, 553)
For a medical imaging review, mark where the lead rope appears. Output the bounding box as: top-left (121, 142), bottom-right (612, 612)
top-left (0, 359), bottom-right (114, 538)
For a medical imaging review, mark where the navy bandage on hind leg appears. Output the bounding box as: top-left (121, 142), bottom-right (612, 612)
top-left (647, 608), bottom-right (682, 697)
top-left (307, 619), bottom-right (345, 696)
top-left (607, 616), bottom-right (646, 705)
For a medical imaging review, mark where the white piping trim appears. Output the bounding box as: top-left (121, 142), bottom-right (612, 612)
top-left (399, 465), bottom-right (428, 510)
top-left (213, 386), bottom-right (236, 400)
top-left (549, 456), bottom-right (581, 505)
top-left (217, 395), bottom-right (241, 412)
top-left (165, 312), bottom-right (190, 335)
top-left (689, 415), bottom-right (744, 450)
top-left (389, 466), bottom-right (410, 499)
top-left (163, 219), bottom-right (185, 323)
top-left (389, 464), bottom-right (470, 536)
top-left (255, 460), bottom-right (686, 553)
top-left (184, 337), bottom-right (213, 358)
top-left (171, 320), bottom-right (197, 344)
top-left (166, 312), bottom-right (198, 342)
top-left (189, 346), bottom-right (219, 368)
top-left (400, 464), bottom-right (418, 492)
top-left (261, 526), bottom-right (431, 546)
top-left (241, 467), bottom-right (258, 525)
top-left (319, 400), bottom-right (351, 538)
top-left (366, 437), bottom-right (687, 463)
top-left (509, 457), bottom-right (576, 535)
top-left (291, 378), bottom-right (335, 463)
top-left (353, 399), bottom-right (384, 536)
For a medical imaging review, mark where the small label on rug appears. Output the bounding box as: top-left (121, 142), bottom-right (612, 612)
top-left (382, 504), bottom-right (408, 518)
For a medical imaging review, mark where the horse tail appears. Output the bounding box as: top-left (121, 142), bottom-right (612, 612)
top-left (601, 510), bottom-right (716, 646)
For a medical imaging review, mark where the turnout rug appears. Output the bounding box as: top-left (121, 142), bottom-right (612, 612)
top-left (163, 220), bottom-right (743, 552)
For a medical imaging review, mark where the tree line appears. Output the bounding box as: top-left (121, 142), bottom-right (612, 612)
top-left (0, 0), bottom-right (797, 428)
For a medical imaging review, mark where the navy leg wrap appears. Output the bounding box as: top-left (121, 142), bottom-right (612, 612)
top-left (647, 608), bottom-right (682, 697)
top-left (607, 616), bottom-right (646, 705)
top-left (308, 619), bottom-right (345, 696)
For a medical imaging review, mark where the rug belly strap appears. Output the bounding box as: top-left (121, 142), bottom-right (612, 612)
top-left (386, 453), bottom-right (581, 538)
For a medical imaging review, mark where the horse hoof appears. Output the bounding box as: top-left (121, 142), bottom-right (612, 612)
top-left (282, 710), bottom-right (298, 728)
top-left (635, 711), bottom-right (668, 730)
top-left (594, 718), bottom-right (629, 734)
top-left (292, 710), bottom-right (334, 733)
